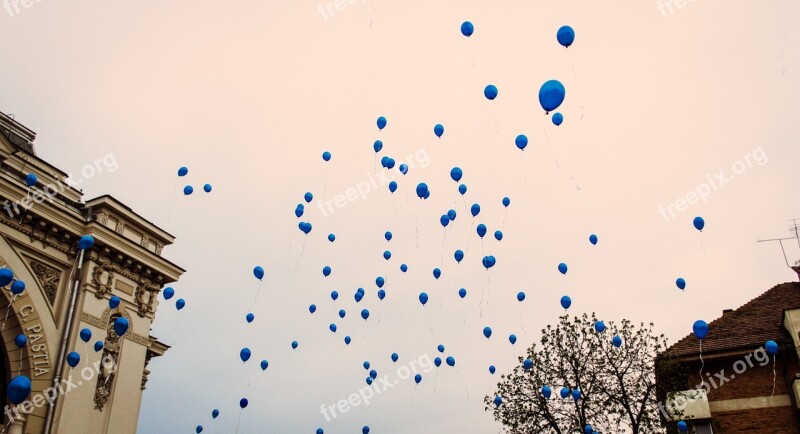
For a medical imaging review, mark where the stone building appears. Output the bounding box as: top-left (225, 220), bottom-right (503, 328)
top-left (656, 268), bottom-right (800, 433)
top-left (0, 111), bottom-right (183, 433)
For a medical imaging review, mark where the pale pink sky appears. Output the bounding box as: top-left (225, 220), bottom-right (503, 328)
top-left (1, 1), bottom-right (799, 433)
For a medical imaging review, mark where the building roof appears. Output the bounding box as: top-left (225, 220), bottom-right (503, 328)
top-left (664, 282), bottom-right (800, 357)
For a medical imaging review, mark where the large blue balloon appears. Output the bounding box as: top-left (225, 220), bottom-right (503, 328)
top-left (373, 140), bottom-right (383, 153)
top-left (163, 287), bottom-right (174, 300)
top-left (484, 85), bottom-right (498, 100)
top-left (78, 235), bottom-right (95, 250)
top-left (196, 425), bottom-right (203, 433)
top-left (434, 124), bottom-right (444, 138)
top-left (483, 326), bottom-right (492, 338)
top-left (253, 266), bottom-right (265, 280)
top-left (11, 280), bottom-right (25, 295)
top-left (461, 21), bottom-right (474, 37)
top-left (183, 185), bottom-right (193, 195)
top-left (14, 334), bottom-right (27, 348)
top-left (539, 80), bottom-right (566, 113)
top-left (66, 351), bottom-right (80, 368)
top-left (557, 25), bottom-right (575, 47)
top-left (7, 376), bottom-right (31, 404)
top-left (476, 224), bottom-right (487, 238)
top-left (560, 295), bottom-right (572, 310)
top-left (445, 356), bottom-right (455, 366)
top-left (677, 421), bottom-right (688, 433)
top-left (0, 268), bottom-right (13, 286)
top-left (515, 134), bottom-right (528, 150)
top-left (693, 320), bottom-right (708, 340)
top-left (80, 328), bottom-right (92, 343)
top-left (454, 250), bottom-right (464, 263)
top-left (240, 348), bottom-right (251, 362)
top-left (113, 317), bottom-right (129, 336)
top-left (377, 116), bottom-right (387, 130)
top-left (693, 216), bottom-right (705, 231)
top-left (450, 167), bottom-right (463, 182)
top-left (419, 292), bottom-right (429, 305)
top-left (362, 426), bottom-right (370, 434)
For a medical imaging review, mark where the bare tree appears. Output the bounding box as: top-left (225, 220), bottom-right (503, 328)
top-left (485, 313), bottom-right (670, 434)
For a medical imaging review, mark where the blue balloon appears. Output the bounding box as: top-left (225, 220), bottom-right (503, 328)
top-left (558, 262), bottom-right (568, 274)
top-left (384, 231), bottom-right (393, 241)
top-left (560, 295), bottom-right (572, 310)
top-left (437, 344), bottom-right (445, 353)
top-left (376, 276), bottom-right (385, 288)
top-left (366, 377), bottom-right (373, 385)
top-left (0, 268), bottom-right (13, 286)
top-left (450, 167), bottom-right (463, 182)
top-left (489, 365), bottom-right (496, 374)
top-left (523, 358), bottom-right (532, 369)
top-left (482, 255), bottom-right (496, 269)
top-left (517, 292), bottom-right (525, 302)
top-left (322, 151), bottom-right (332, 161)
top-left (572, 388), bottom-right (581, 400)
top-left (434, 124), bottom-right (444, 138)
top-left (344, 336), bottom-right (351, 345)
top-left (389, 181), bottom-right (398, 193)
top-left (471, 203), bottom-right (481, 217)
top-left (298, 222), bottom-right (312, 234)
top-left (766, 340), bottom-right (778, 355)
top-left (391, 353), bottom-right (399, 362)
top-left (693, 320), bottom-right (708, 339)
top-left (539, 80), bottom-right (566, 113)
top-left (594, 321), bottom-right (606, 333)
top-left (557, 25), bottom-right (575, 47)
top-left (589, 234), bottom-right (598, 245)
top-left (676, 278), bottom-right (686, 290)
top-left (239, 398), bottom-right (248, 409)
top-left (80, 328), bottom-right (92, 343)
top-left (304, 192), bottom-right (313, 203)
top-left (440, 215), bottom-right (450, 228)
top-left (354, 290), bottom-right (364, 303)
top-left (447, 209), bottom-right (457, 221)
top-left (385, 158), bottom-right (395, 169)
top-left (454, 250), bottom-right (464, 263)
top-left (399, 163), bottom-right (408, 175)
top-left (240, 348), bottom-right (251, 362)
top-left (415, 183), bottom-right (429, 199)
top-left (552, 112), bottom-right (564, 126)
top-left (509, 334), bottom-right (517, 345)
top-left (693, 216), bottom-right (705, 231)
top-left (291, 340), bottom-right (298, 349)
top-left (253, 266), bottom-right (265, 280)
top-left (433, 268), bottom-right (441, 279)
top-left (476, 224), bottom-right (487, 238)
top-left (677, 421), bottom-right (688, 433)
top-left (419, 292), bottom-right (429, 305)
top-left (362, 426), bottom-right (370, 434)
top-left (212, 409), bottom-right (219, 419)
top-left (163, 287), bottom-right (174, 300)
top-left (338, 309), bottom-right (346, 319)
top-left (383, 250), bottom-right (391, 260)
top-left (25, 173), bottom-right (37, 187)
top-left (363, 361), bottom-right (371, 370)
top-left (322, 266), bottom-right (332, 277)
top-left (560, 388), bottom-right (570, 399)
top-left (7, 376), bottom-right (31, 404)
top-left (113, 317), bottom-right (129, 336)
top-left (483, 326), bottom-right (492, 339)
top-left (494, 230), bottom-right (503, 241)
top-left (493, 396), bottom-right (502, 407)
top-left (584, 425), bottom-right (593, 434)
top-left (373, 140), bottom-right (383, 153)
top-left (458, 184), bottom-right (467, 195)
top-left (431, 357), bottom-right (440, 367)
top-left (377, 116), bottom-right (387, 130)
top-left (203, 184), bottom-right (212, 193)
top-left (196, 425), bottom-right (203, 433)
top-left (328, 233), bottom-right (336, 242)
top-left (177, 167), bottom-right (188, 177)
top-left (14, 334), bottom-right (27, 348)
top-left (542, 385), bottom-right (552, 398)
top-left (329, 323), bottom-right (337, 333)
top-left (176, 298), bottom-right (185, 310)
top-left (377, 289), bottom-right (385, 300)
top-left (94, 341), bottom-right (103, 352)
top-left (331, 291), bottom-right (339, 301)
top-left (183, 185), bottom-right (193, 195)
top-left (515, 134), bottom-right (528, 150)
top-left (445, 356), bottom-right (455, 367)
top-left (400, 263), bottom-right (408, 272)
top-left (484, 84), bottom-right (498, 100)
top-left (309, 304), bottom-right (317, 314)
top-left (369, 369), bottom-right (377, 380)
top-left (11, 280), bottom-right (25, 295)
top-left (316, 429), bottom-right (323, 434)
top-left (246, 313), bottom-right (255, 323)
top-left (458, 288), bottom-right (467, 298)
top-left (361, 309), bottom-right (370, 320)
top-left (502, 197), bottom-right (510, 207)
top-left (78, 235), bottom-right (94, 250)
top-left (66, 351), bottom-right (80, 368)
top-left (414, 374), bottom-right (422, 384)
top-left (612, 335), bottom-right (623, 348)
top-left (460, 21), bottom-right (474, 37)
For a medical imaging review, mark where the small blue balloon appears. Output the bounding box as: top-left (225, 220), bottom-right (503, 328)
top-left (246, 313), bottom-right (255, 323)
top-left (447, 209), bottom-right (457, 221)
top-left (693, 320), bottom-right (708, 340)
top-left (361, 309), bottom-right (370, 320)
top-left (494, 230), bottom-right (503, 241)
top-left (419, 292), bottom-right (429, 305)
top-left (78, 235), bottom-right (95, 250)
top-left (391, 353), bottom-right (399, 362)
top-left (458, 288), bottom-right (467, 298)
top-left (338, 309), bottom-right (346, 319)
top-left (66, 351), bottom-right (80, 368)
top-left (560, 295), bottom-right (572, 310)
top-left (292, 341), bottom-right (298, 349)
top-left (572, 388), bottom-right (582, 400)
top-left (558, 263), bottom-right (568, 274)
top-left (476, 224), bottom-right (487, 238)
top-left (434, 124), bottom-right (444, 137)
top-left (484, 84), bottom-right (498, 100)
top-left (239, 398), bottom-right (248, 409)
top-left (109, 296), bottom-right (121, 309)
top-left (414, 374), bottom-right (422, 384)
top-left (259, 359), bottom-right (268, 370)
top-left (400, 264), bottom-right (408, 272)
top-left (439, 215), bottom-right (449, 228)
top-left (309, 304), bottom-right (317, 314)
top-left (298, 222), bottom-right (312, 234)
top-left (677, 421), bottom-right (688, 433)
top-left (594, 321), bottom-right (606, 333)
top-left (493, 396), bottom-right (502, 407)
top-left (369, 369), bottom-right (377, 380)
top-left (294, 206), bottom-right (304, 218)
top-left (693, 216), bottom-right (705, 231)
top-left (542, 385), bottom-right (551, 398)
top-left (676, 278), bottom-right (686, 290)
top-left (384, 231), bottom-right (393, 241)
top-left (253, 266), bottom-right (265, 280)
top-left (433, 357), bottom-right (442, 367)
top-left (0, 268), bottom-right (13, 287)
top-left (196, 425), bottom-right (203, 433)
top-left (377, 116), bottom-right (387, 130)
top-left (450, 167), bottom-right (463, 182)
top-left (328, 233), bottom-right (336, 242)
top-left (212, 409), bottom-right (219, 419)
top-left (523, 358), bottom-right (532, 369)
top-left (515, 134), bottom-right (528, 150)
top-left (203, 184), bottom-right (212, 193)
top-left (560, 388), bottom-right (570, 399)
top-left (445, 356), bottom-right (455, 367)
top-left (433, 268), bottom-right (441, 279)
top-left (489, 365), bottom-right (496, 374)
top-left (482, 255), bottom-right (496, 269)
top-left (322, 266), bottom-right (332, 277)
top-left (163, 287), bottom-right (174, 300)
top-left (454, 250), bottom-right (464, 263)
top-left (460, 21), bottom-right (474, 37)
top-left (539, 80), bottom-right (566, 113)
top-left (240, 348), bottom-right (251, 362)
top-left (612, 335), bottom-right (623, 348)
top-left (415, 182), bottom-right (429, 199)
top-left (11, 280), bottom-right (25, 295)
top-left (363, 361), bottom-right (371, 370)
top-left (437, 344), bottom-right (445, 353)
top-left (94, 341), bottom-right (103, 352)
top-left (373, 140), bottom-right (383, 153)
top-left (362, 426), bottom-right (370, 434)
top-left (552, 113), bottom-right (564, 126)
top-left (176, 298), bottom-right (185, 310)
top-left (344, 336), bottom-right (351, 345)
top-left (483, 326), bottom-right (492, 339)
top-left (389, 181), bottom-right (398, 193)
top-left (366, 377), bottom-right (372, 385)
top-left (376, 276), bottom-right (385, 288)
top-left (458, 184), bottom-right (467, 195)
top-left (304, 192), bottom-right (313, 203)
top-left (177, 167), bottom-right (188, 177)
top-left (331, 291), bottom-right (339, 301)
top-left (589, 234), bottom-right (598, 245)
top-left (80, 328), bottom-right (92, 343)
top-left (509, 334), bottom-right (517, 345)
top-left (517, 292), bottom-right (525, 302)
top-left (502, 197), bottom-right (510, 207)
top-left (399, 163), bottom-right (408, 174)
top-left (354, 289), bottom-right (364, 303)
top-left (471, 203), bottom-right (481, 217)
top-left (584, 425), bottom-right (593, 434)
top-left (385, 158), bottom-right (395, 169)
top-left (322, 151), bottom-right (331, 161)
top-left (377, 289), bottom-right (385, 300)
top-left (557, 25), bottom-right (575, 47)
top-left (183, 185), bottom-right (193, 195)
top-left (329, 323), bottom-right (337, 333)
top-left (766, 340), bottom-right (778, 355)
top-left (25, 173), bottom-right (37, 187)
top-left (14, 334), bottom-right (27, 348)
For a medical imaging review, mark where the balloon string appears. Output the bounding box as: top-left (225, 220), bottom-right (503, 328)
top-left (772, 355), bottom-right (776, 397)
top-left (235, 409), bottom-right (243, 434)
top-left (247, 281), bottom-right (263, 313)
top-left (699, 340), bottom-right (704, 386)
top-left (295, 237), bottom-right (308, 270)
top-left (2, 303), bottom-right (11, 331)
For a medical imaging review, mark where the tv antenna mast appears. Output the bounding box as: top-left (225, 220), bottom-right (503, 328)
top-left (757, 218), bottom-right (800, 274)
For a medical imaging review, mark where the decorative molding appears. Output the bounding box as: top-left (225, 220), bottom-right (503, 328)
top-left (134, 279), bottom-right (158, 318)
top-left (94, 314), bottom-right (122, 411)
top-left (96, 211), bottom-right (109, 225)
top-left (81, 312), bottom-right (149, 346)
top-left (91, 262), bottom-right (116, 300)
top-left (29, 259), bottom-right (60, 305)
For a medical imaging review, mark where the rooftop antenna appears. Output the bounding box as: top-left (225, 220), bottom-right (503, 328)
top-left (757, 218), bottom-right (800, 278)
